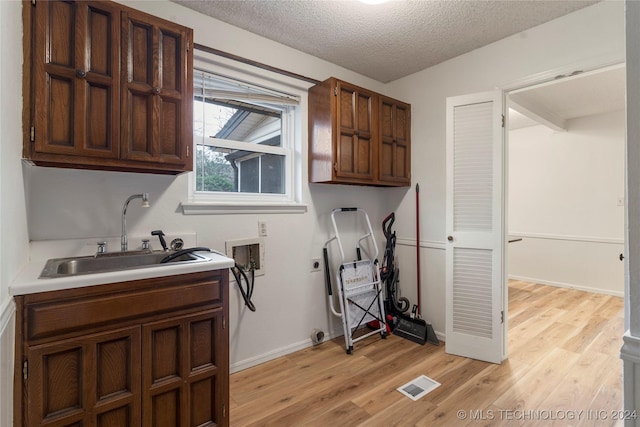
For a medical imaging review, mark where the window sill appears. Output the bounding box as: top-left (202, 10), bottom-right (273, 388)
top-left (181, 201), bottom-right (308, 215)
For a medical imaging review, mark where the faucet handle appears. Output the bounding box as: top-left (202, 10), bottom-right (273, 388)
top-left (97, 241), bottom-right (107, 254)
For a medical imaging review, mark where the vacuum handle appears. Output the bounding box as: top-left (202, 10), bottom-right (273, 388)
top-left (382, 212), bottom-right (395, 238)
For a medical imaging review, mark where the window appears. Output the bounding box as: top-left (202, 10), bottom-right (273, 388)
top-left (191, 68), bottom-right (300, 206)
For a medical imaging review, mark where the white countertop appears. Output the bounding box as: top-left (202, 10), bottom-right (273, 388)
top-left (10, 235), bottom-right (234, 296)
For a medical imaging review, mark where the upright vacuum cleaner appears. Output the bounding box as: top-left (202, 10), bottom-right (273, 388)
top-left (382, 191), bottom-right (439, 345)
top-left (380, 212), bottom-right (410, 317)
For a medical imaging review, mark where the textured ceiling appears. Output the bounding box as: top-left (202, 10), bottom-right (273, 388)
top-left (173, 0), bottom-right (599, 83)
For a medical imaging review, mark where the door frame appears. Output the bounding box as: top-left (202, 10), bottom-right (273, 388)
top-left (498, 57), bottom-right (626, 355)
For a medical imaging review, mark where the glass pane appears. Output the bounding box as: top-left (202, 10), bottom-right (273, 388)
top-left (261, 154), bottom-right (284, 194)
top-left (239, 157), bottom-right (259, 193)
top-left (195, 145), bottom-right (235, 192)
top-left (196, 146), bottom-right (286, 195)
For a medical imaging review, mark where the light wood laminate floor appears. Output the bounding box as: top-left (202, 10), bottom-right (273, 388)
top-left (230, 281), bottom-right (624, 426)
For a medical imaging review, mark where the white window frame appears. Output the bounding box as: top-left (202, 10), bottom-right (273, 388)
top-left (183, 54), bottom-right (307, 215)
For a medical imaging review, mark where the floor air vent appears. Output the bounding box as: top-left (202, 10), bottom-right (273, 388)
top-left (397, 375), bottom-right (441, 401)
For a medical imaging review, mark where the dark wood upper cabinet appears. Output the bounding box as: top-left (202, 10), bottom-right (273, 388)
top-left (308, 77), bottom-right (411, 187)
top-left (25, 0), bottom-right (193, 174)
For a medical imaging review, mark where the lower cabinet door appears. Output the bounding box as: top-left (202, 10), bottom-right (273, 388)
top-left (142, 308), bottom-right (227, 427)
top-left (26, 326), bottom-right (141, 427)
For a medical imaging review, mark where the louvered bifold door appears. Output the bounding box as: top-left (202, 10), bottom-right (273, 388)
top-left (445, 91), bottom-right (506, 364)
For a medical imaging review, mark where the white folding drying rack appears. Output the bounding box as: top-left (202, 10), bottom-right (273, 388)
top-left (322, 208), bottom-right (387, 354)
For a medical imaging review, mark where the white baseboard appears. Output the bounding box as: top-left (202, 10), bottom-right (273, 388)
top-left (230, 330), bottom-right (341, 374)
top-left (230, 328), bottom-right (446, 374)
top-left (509, 274), bottom-right (624, 298)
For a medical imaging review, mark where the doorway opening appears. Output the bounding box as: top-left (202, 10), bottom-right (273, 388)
top-left (506, 64), bottom-right (626, 299)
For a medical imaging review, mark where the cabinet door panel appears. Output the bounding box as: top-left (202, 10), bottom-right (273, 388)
top-left (121, 10), bottom-right (192, 169)
top-left (86, 83), bottom-right (111, 150)
top-left (48, 1), bottom-right (74, 67)
top-left (128, 21), bottom-right (154, 85)
top-left (151, 389), bottom-right (181, 427)
top-left (336, 83), bottom-right (375, 181)
top-left (143, 309), bottom-right (225, 427)
top-left (339, 88), bottom-right (355, 129)
top-left (357, 93), bottom-right (372, 134)
top-left (32, 0), bottom-right (120, 159)
top-left (357, 138), bottom-right (372, 175)
top-left (96, 406), bottom-right (130, 427)
top-left (49, 76), bottom-right (74, 146)
top-left (150, 325), bottom-right (181, 382)
top-left (40, 346), bottom-right (83, 417)
top-left (378, 97), bottom-right (411, 185)
top-left (27, 327), bottom-right (141, 427)
top-left (125, 91), bottom-right (153, 156)
top-left (159, 97), bottom-right (181, 158)
top-left (160, 30), bottom-right (180, 92)
top-left (190, 377), bottom-right (215, 426)
top-left (188, 312), bottom-right (225, 427)
top-left (87, 7), bottom-right (112, 76)
top-left (143, 319), bottom-right (186, 426)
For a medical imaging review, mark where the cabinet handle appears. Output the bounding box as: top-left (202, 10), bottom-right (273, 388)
top-left (153, 87), bottom-right (161, 94)
top-left (447, 236), bottom-right (454, 242)
top-left (76, 69), bottom-right (87, 78)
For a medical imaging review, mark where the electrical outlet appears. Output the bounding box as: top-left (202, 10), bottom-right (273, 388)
top-left (258, 221), bottom-right (268, 236)
top-left (311, 257), bottom-right (321, 272)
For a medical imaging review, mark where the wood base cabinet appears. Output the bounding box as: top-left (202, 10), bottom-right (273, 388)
top-left (14, 270), bottom-right (229, 427)
top-left (308, 77), bottom-right (411, 186)
top-left (24, 0), bottom-right (193, 174)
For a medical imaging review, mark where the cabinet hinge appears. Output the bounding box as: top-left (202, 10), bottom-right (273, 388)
top-left (223, 404), bottom-right (226, 418)
top-left (186, 145), bottom-right (190, 158)
top-left (501, 310), bottom-right (504, 324)
top-left (334, 163), bottom-right (337, 172)
top-left (186, 39), bottom-right (190, 53)
top-left (30, 126), bottom-right (35, 142)
top-left (23, 360), bottom-right (28, 381)
top-left (223, 316), bottom-right (226, 330)
top-left (334, 86), bottom-right (338, 96)
top-left (501, 114), bottom-right (505, 128)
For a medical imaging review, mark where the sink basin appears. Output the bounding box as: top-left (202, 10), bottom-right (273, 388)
top-left (39, 250), bottom-right (207, 278)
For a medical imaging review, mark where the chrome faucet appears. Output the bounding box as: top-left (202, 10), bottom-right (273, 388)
top-left (121, 193), bottom-right (150, 252)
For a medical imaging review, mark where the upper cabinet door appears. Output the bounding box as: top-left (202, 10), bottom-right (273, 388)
top-left (335, 81), bottom-right (376, 182)
top-left (121, 10), bottom-right (193, 170)
top-left (378, 96), bottom-right (411, 185)
top-left (32, 0), bottom-right (121, 159)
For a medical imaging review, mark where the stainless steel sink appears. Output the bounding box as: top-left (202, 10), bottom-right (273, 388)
top-left (39, 250), bottom-right (207, 278)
